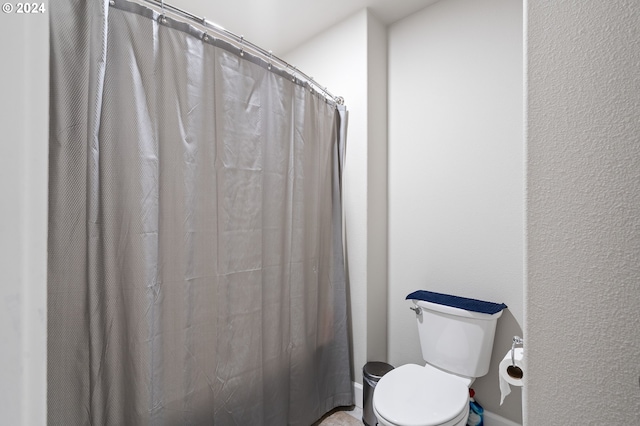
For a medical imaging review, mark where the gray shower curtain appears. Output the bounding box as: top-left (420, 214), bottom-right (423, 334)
top-left (48, 1), bottom-right (352, 424)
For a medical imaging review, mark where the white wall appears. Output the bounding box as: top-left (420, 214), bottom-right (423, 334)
top-left (526, 0), bottom-right (640, 424)
top-left (284, 9), bottom-right (388, 384)
top-left (365, 8), bottom-right (388, 366)
top-left (387, 0), bottom-right (523, 422)
top-left (0, 5), bottom-right (49, 425)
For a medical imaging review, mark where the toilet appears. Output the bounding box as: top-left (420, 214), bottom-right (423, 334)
top-left (372, 290), bottom-right (506, 426)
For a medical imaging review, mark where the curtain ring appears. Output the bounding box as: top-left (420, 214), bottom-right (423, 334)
top-left (239, 35), bottom-right (245, 57)
top-left (268, 50), bottom-right (273, 70)
top-left (201, 17), bottom-right (211, 43)
top-left (159, 0), bottom-right (167, 24)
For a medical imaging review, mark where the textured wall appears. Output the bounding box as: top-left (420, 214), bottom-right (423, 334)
top-left (526, 1), bottom-right (640, 424)
top-left (0, 6), bottom-right (49, 425)
top-left (387, 0), bottom-right (524, 422)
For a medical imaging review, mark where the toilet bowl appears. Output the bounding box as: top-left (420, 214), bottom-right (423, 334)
top-left (372, 290), bottom-right (507, 426)
top-left (372, 364), bottom-right (469, 426)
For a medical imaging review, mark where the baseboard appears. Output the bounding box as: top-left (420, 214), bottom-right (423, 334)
top-left (352, 381), bottom-right (363, 409)
top-left (484, 410), bottom-right (522, 426)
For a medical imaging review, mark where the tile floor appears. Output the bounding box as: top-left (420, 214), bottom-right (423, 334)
top-left (315, 406), bottom-right (363, 425)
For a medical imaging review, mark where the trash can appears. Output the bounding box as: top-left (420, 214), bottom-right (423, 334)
top-left (362, 362), bottom-right (394, 426)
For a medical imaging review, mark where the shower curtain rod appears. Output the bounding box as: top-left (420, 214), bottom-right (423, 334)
top-left (127, 0), bottom-right (344, 106)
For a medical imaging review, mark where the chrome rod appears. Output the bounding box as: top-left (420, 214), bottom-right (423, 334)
top-left (127, 0), bottom-right (344, 105)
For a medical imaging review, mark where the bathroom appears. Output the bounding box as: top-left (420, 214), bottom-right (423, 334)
top-left (2, 0), bottom-right (639, 425)
top-left (284, 0), bottom-right (524, 424)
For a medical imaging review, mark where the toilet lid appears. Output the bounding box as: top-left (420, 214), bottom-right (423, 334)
top-left (373, 364), bottom-right (469, 426)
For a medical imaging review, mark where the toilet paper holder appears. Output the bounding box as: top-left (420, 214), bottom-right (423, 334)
top-left (507, 336), bottom-right (524, 380)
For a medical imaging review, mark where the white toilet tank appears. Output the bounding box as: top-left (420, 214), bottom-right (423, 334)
top-left (408, 291), bottom-right (506, 379)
